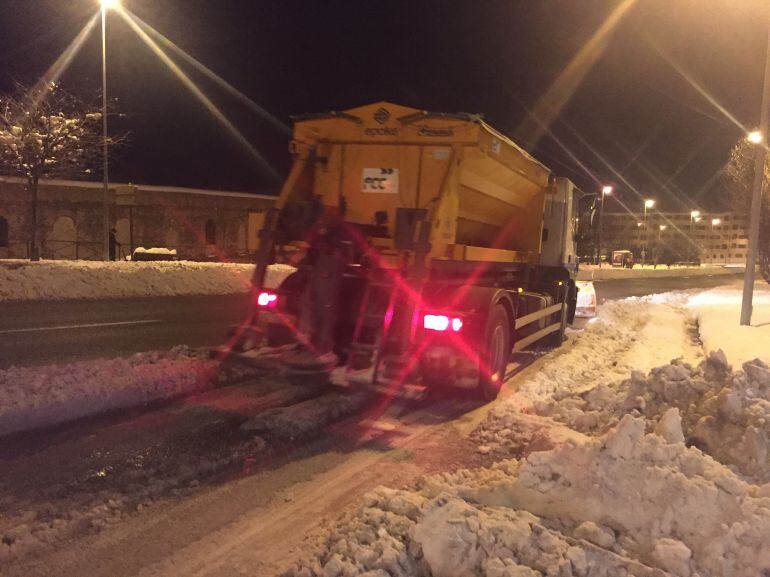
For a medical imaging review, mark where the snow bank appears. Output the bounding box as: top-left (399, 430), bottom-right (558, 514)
top-left (133, 247), bottom-right (177, 255)
top-left (284, 288), bottom-right (770, 577)
top-left (577, 264), bottom-right (742, 281)
top-left (505, 295), bottom-right (700, 408)
top-left (0, 347), bottom-right (227, 435)
top-left (0, 259), bottom-right (255, 301)
top-left (524, 352), bottom-right (770, 483)
top-left (687, 286), bottom-right (770, 367)
top-left (475, 288), bottom-right (769, 482)
top-left (284, 416), bottom-right (770, 577)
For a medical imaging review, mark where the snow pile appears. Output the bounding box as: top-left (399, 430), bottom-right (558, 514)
top-left (133, 247), bottom-right (177, 255)
top-left (0, 259), bottom-right (254, 301)
top-left (523, 295), bottom-right (699, 406)
top-left (241, 391), bottom-right (370, 440)
top-left (576, 264), bottom-right (741, 281)
top-left (530, 352), bottom-right (770, 482)
top-left (284, 415), bottom-right (770, 577)
top-left (687, 286), bottom-right (770, 367)
top-left (263, 263), bottom-right (297, 289)
top-left (474, 290), bottom-right (768, 482)
top-left (0, 347), bottom-right (228, 435)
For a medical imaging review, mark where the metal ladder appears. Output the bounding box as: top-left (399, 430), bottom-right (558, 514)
top-left (346, 275), bottom-right (398, 384)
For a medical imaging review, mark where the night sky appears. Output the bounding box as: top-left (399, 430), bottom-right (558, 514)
top-left (1, 0), bottom-right (768, 213)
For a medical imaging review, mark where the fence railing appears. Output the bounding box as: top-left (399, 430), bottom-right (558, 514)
top-left (42, 239), bottom-right (102, 260)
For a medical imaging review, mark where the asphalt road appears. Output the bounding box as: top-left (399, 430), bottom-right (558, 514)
top-left (0, 294), bottom-right (252, 368)
top-left (0, 272), bottom-right (743, 368)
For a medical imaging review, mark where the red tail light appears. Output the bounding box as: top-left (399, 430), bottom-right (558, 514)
top-left (257, 291), bottom-right (278, 307)
top-left (423, 314), bottom-right (463, 332)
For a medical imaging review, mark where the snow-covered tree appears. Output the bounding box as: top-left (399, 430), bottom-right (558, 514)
top-left (0, 84), bottom-right (107, 260)
top-left (723, 138), bottom-right (770, 283)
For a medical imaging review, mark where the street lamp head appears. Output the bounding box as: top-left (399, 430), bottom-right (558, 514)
top-left (690, 210), bottom-right (700, 218)
top-left (644, 199), bottom-right (655, 209)
top-left (659, 225), bottom-right (667, 231)
top-left (601, 185), bottom-right (613, 195)
top-left (747, 130), bottom-right (763, 144)
top-left (100, 0), bottom-right (120, 10)
top-left (712, 218), bottom-right (721, 226)
top-left (694, 216), bottom-right (702, 223)
top-left (637, 221), bottom-right (643, 227)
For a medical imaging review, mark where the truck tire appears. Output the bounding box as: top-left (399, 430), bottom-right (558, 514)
top-left (545, 303), bottom-right (568, 347)
top-left (478, 304), bottom-right (511, 401)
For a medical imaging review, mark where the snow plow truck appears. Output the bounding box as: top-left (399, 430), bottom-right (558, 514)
top-left (221, 102), bottom-right (583, 400)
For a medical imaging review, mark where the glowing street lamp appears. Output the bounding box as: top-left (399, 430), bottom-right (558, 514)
top-left (710, 218), bottom-right (721, 265)
top-left (596, 185), bottom-right (613, 267)
top-left (688, 210), bottom-right (702, 266)
top-left (100, 0), bottom-right (121, 9)
top-left (747, 130), bottom-right (763, 144)
top-left (642, 199), bottom-right (655, 266)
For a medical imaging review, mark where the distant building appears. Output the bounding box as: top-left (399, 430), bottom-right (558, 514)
top-left (0, 177), bottom-right (276, 260)
top-left (601, 211), bottom-right (749, 265)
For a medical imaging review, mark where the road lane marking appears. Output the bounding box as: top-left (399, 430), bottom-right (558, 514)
top-left (0, 319), bottom-right (163, 335)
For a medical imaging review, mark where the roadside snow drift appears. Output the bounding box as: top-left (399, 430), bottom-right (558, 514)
top-left (687, 285), bottom-right (770, 367)
top-left (285, 287), bottom-right (770, 577)
top-left (0, 259), bottom-right (255, 301)
top-left (284, 415), bottom-right (770, 577)
top-left (576, 263), bottom-right (742, 281)
top-left (0, 347), bottom-right (227, 435)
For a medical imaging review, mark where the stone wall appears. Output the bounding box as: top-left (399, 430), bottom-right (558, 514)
top-left (0, 178), bottom-right (275, 261)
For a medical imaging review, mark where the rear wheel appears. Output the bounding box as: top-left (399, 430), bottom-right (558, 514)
top-left (545, 302), bottom-right (568, 347)
top-left (478, 304), bottom-right (512, 401)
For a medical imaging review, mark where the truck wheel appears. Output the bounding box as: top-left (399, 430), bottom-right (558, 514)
top-left (478, 304), bottom-right (511, 401)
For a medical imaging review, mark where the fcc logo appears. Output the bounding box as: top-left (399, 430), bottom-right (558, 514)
top-left (373, 107), bottom-right (390, 124)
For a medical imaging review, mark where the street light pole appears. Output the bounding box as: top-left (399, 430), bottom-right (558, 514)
top-left (689, 210), bottom-right (701, 266)
top-left (657, 224), bottom-right (667, 267)
top-left (741, 21), bottom-right (770, 326)
top-left (101, 3), bottom-right (110, 261)
top-left (597, 185), bottom-right (613, 268)
top-left (711, 218), bottom-right (721, 265)
top-left (642, 199), bottom-right (654, 266)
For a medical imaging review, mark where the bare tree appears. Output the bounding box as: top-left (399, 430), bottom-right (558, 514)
top-left (0, 83), bottom-right (107, 260)
top-left (723, 138), bottom-right (770, 283)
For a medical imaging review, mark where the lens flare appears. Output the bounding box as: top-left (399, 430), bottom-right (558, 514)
top-left (515, 0), bottom-right (638, 149)
top-left (129, 13), bottom-right (290, 138)
top-left (117, 9), bottom-right (281, 184)
top-left (29, 13), bottom-right (100, 107)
